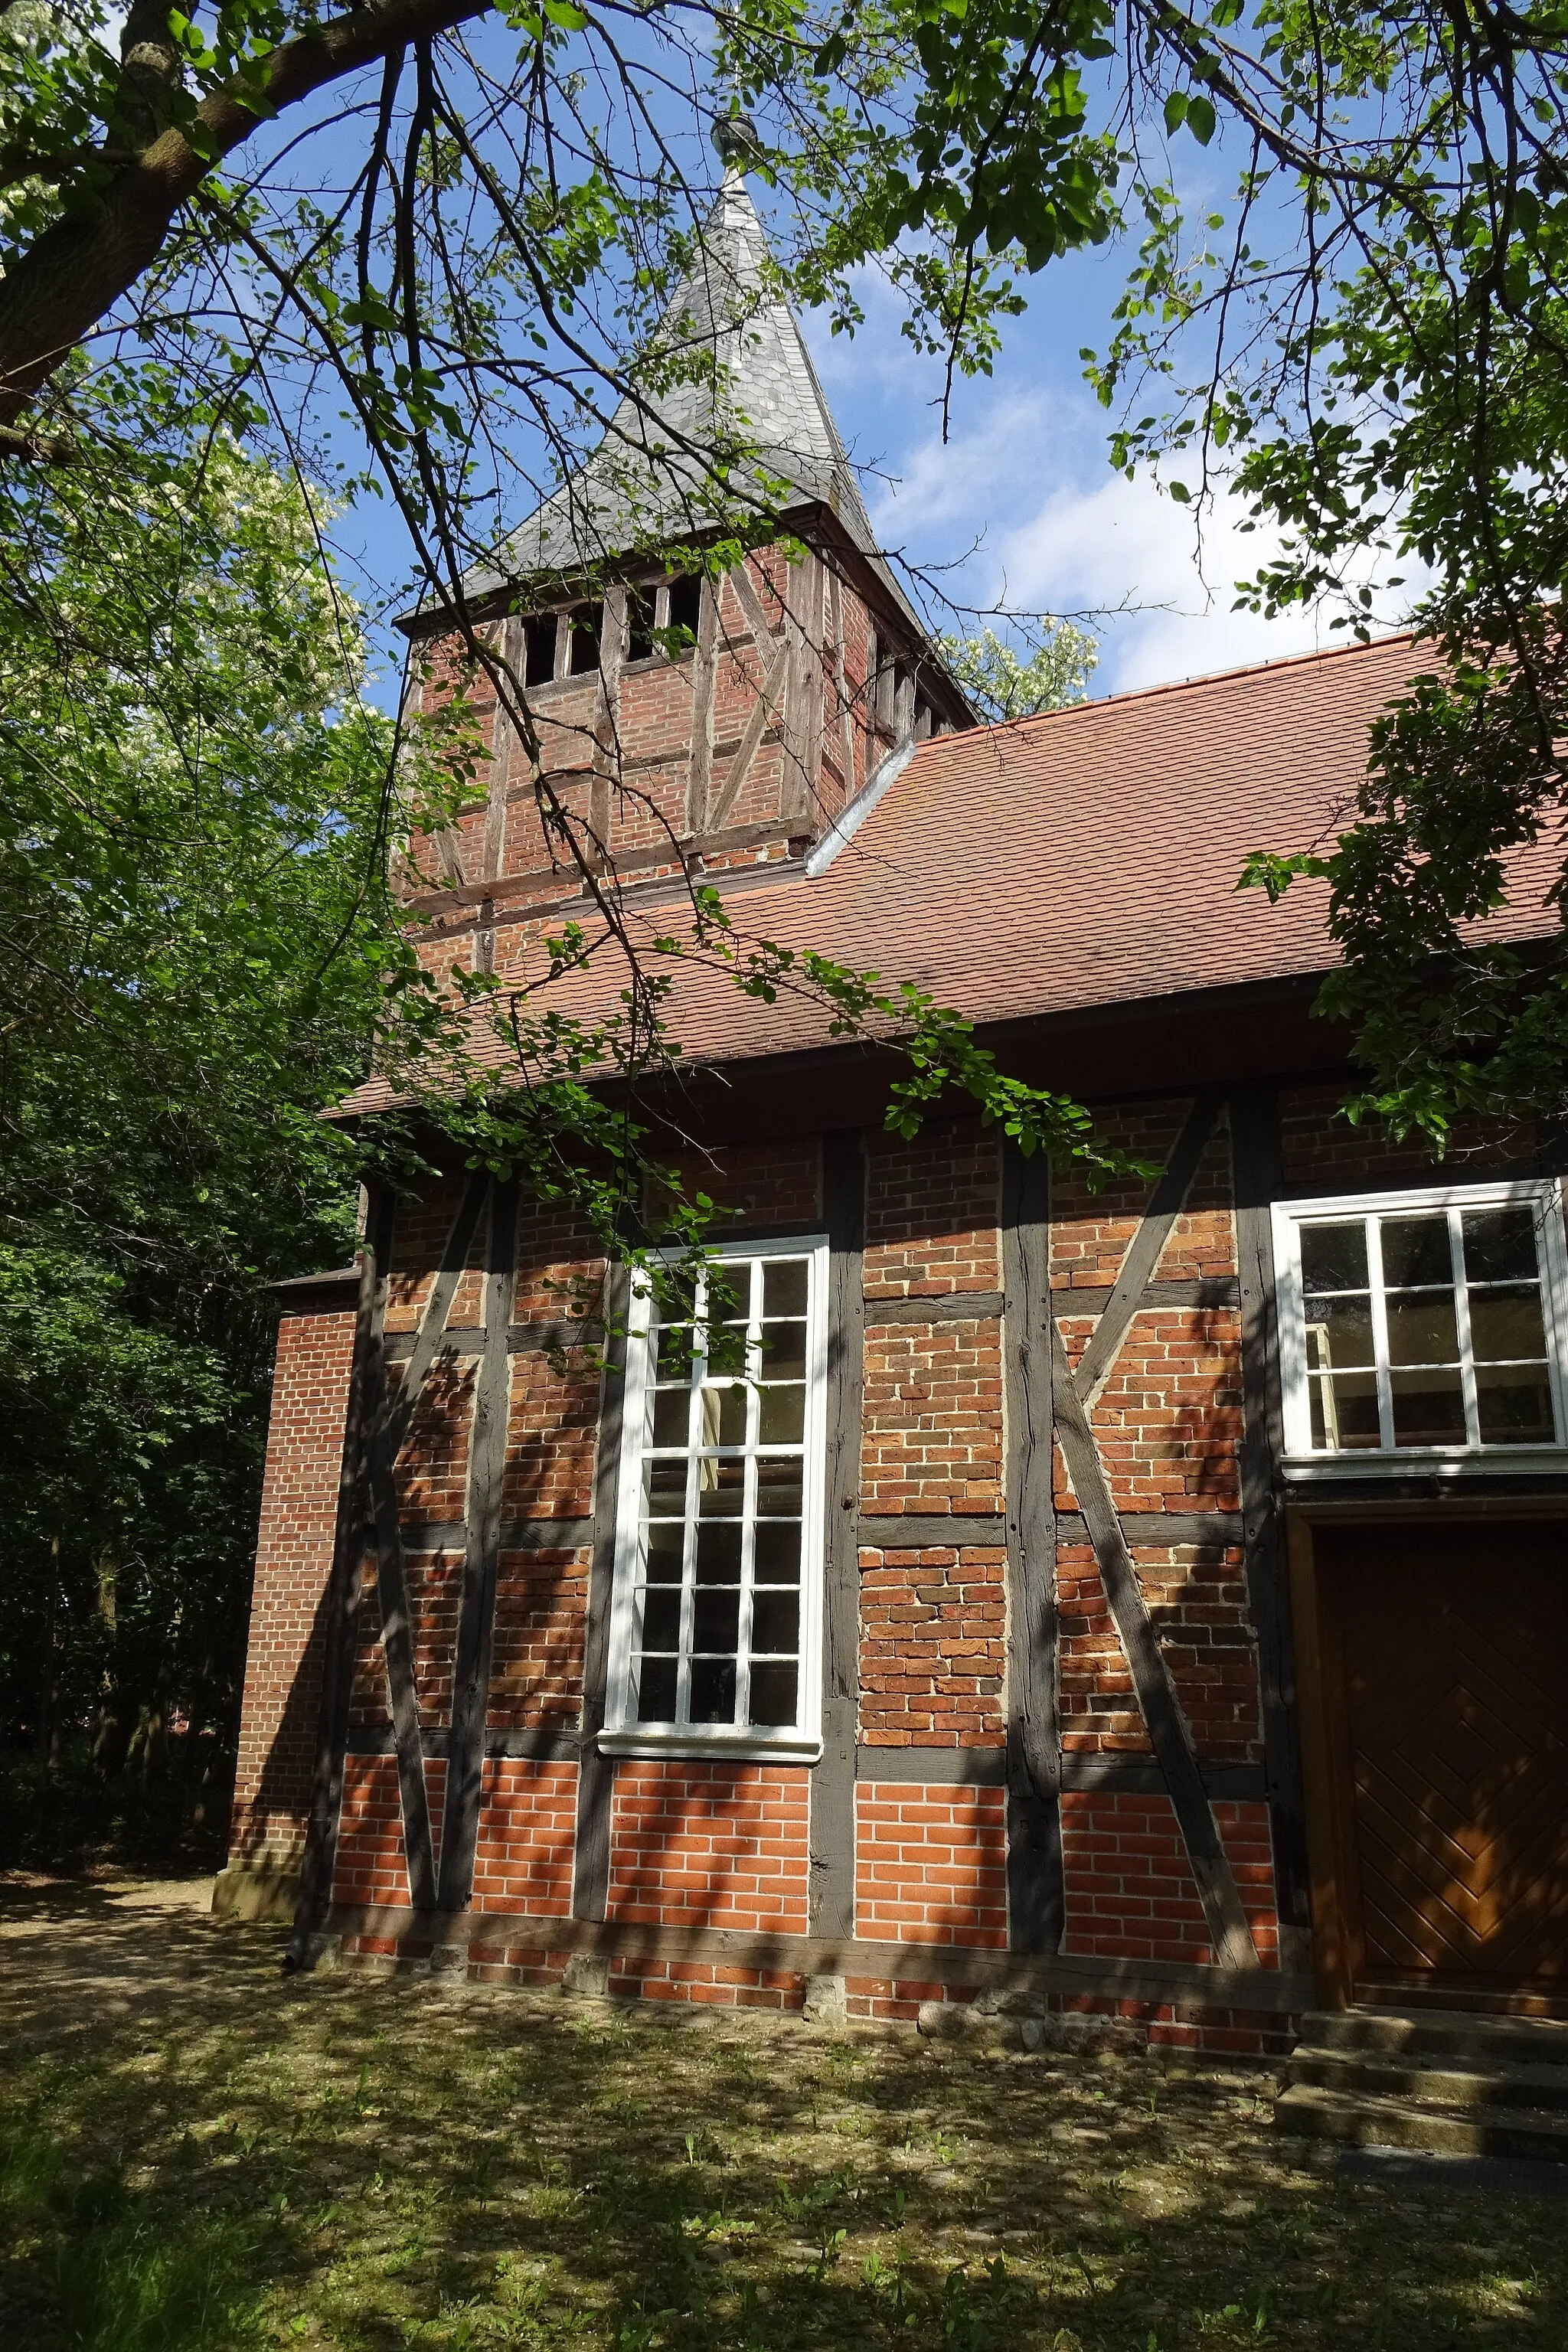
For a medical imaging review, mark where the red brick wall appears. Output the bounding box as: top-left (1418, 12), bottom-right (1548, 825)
top-left (1279, 1083), bottom-right (1540, 1192)
top-left (1060, 1790), bottom-right (1277, 1965)
top-left (855, 1782), bottom-right (1008, 1947)
top-left (391, 1354), bottom-right (475, 1522)
top-left (858, 1542), bottom-right (1006, 1746)
top-left (864, 1121), bottom-right (999, 1295)
top-left (501, 1351), bottom-right (598, 1520)
top-left (470, 1760), bottom-right (577, 1915)
top-left (1055, 1304), bottom-right (1243, 1514)
top-left (335, 1754), bottom-right (447, 1909)
top-left (607, 1759), bottom-right (810, 1933)
top-left (1050, 1103), bottom-right (1235, 1292)
top-left (1058, 1540), bottom-right (1260, 1762)
top-left (650, 1135), bottom-right (822, 1228)
top-left (861, 1318), bottom-right (1004, 1514)
top-left (228, 1304), bottom-right (356, 1867)
top-left (512, 1196), bottom-right (606, 1322)
top-left (487, 1545), bottom-right (591, 1727)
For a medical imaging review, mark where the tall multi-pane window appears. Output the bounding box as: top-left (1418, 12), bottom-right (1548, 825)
top-left (603, 1239), bottom-right (828, 1759)
top-left (1275, 1183), bottom-right (1568, 1464)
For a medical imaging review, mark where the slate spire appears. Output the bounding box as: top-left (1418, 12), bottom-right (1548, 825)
top-left (466, 168), bottom-right (890, 598)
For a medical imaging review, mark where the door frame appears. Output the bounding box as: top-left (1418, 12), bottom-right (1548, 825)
top-left (1285, 1493), bottom-right (1568, 2008)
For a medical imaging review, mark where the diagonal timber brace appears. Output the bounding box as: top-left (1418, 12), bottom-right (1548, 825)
top-left (437, 1178), bottom-right (521, 1911)
top-left (1052, 1321), bottom-right (1260, 1971)
top-left (366, 1168), bottom-right (489, 1912)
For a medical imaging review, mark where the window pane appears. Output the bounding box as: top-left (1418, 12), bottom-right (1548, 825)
top-left (1304, 1299), bottom-right (1374, 1370)
top-left (649, 1324), bottom-right (691, 1380)
top-left (694, 1523), bottom-right (742, 1585)
top-left (759, 1383), bottom-right (805, 1444)
top-left (1475, 1362), bottom-right (1556, 1442)
top-left (636, 1655), bottom-right (677, 1720)
top-left (643, 1458), bottom-right (688, 1509)
top-left (1386, 1292), bottom-right (1460, 1365)
top-left (690, 1656), bottom-right (737, 1723)
top-left (1301, 1222), bottom-right (1369, 1293)
top-left (1380, 1216), bottom-right (1452, 1288)
top-left (747, 1661), bottom-right (799, 1727)
top-left (640, 1587), bottom-right (681, 1651)
top-left (1390, 1366), bottom-right (1465, 1445)
top-left (693, 1588), bottom-right (740, 1652)
top-left (644, 1522), bottom-right (684, 1580)
top-left (753, 1522), bottom-right (802, 1582)
top-left (1309, 1370), bottom-right (1380, 1449)
top-left (1462, 1207), bottom-right (1540, 1284)
top-left (763, 1260), bottom-right (809, 1318)
top-left (523, 613), bottom-right (557, 685)
top-left (753, 1472), bottom-right (803, 1517)
top-left (651, 1389), bottom-right (691, 1448)
top-left (626, 583), bottom-right (657, 662)
top-left (699, 1384), bottom-right (748, 1448)
top-left (624, 1246), bottom-right (816, 1736)
top-left (751, 1590), bottom-right (799, 1654)
top-left (758, 1321), bottom-right (807, 1377)
top-left (666, 574), bottom-right (703, 643)
top-left (566, 602), bottom-right (602, 674)
top-left (1468, 1286), bottom-right (1547, 1361)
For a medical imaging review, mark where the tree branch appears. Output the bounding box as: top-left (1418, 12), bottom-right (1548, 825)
top-left (0, 0), bottom-right (493, 424)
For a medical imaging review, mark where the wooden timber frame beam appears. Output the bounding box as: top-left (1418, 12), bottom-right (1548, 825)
top-left (708, 560), bottom-right (791, 834)
top-left (366, 1168), bottom-right (491, 1913)
top-left (436, 1178), bottom-right (521, 1910)
top-left (573, 1260), bottom-right (632, 1920)
top-left (1230, 1083), bottom-right (1312, 1967)
top-left (1051, 1092), bottom-right (1262, 1973)
top-left (812, 1129), bottom-right (867, 1939)
top-left (285, 1184), bottom-right (392, 1971)
top-left (1001, 1139), bottom-right (1065, 1951)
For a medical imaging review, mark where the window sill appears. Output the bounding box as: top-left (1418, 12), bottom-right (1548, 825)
top-left (1283, 1447), bottom-right (1568, 1482)
top-left (598, 1727), bottom-right (822, 1766)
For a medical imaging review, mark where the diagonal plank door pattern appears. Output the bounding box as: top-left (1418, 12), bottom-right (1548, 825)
top-left (1334, 1533), bottom-right (1568, 1988)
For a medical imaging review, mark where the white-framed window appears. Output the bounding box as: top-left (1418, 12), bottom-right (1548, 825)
top-left (1273, 1179), bottom-right (1568, 1473)
top-left (601, 1236), bottom-right (829, 1761)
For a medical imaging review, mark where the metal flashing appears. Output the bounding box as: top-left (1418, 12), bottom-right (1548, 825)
top-left (805, 739), bottom-right (915, 877)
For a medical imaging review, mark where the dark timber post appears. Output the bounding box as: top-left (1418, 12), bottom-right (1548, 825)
top-left (1230, 1083), bottom-right (1312, 1967)
top-left (285, 1178), bottom-right (394, 1971)
top-left (573, 1261), bottom-right (631, 1921)
top-left (438, 1178), bottom-right (521, 1913)
top-left (811, 1130), bottom-right (866, 1939)
top-left (1001, 1141), bottom-right (1064, 1951)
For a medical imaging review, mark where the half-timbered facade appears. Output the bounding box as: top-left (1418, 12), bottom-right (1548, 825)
top-left (217, 175), bottom-right (1568, 2050)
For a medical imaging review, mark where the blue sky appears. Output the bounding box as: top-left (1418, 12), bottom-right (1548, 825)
top-left (806, 237), bottom-right (1364, 701)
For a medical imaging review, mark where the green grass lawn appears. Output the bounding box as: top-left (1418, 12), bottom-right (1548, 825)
top-left (2, 1875), bottom-right (1563, 2350)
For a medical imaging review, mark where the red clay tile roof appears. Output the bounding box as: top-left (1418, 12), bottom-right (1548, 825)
top-left (341, 632), bottom-right (1554, 1114)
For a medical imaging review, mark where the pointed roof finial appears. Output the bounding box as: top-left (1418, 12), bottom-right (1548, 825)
top-left (712, 111), bottom-right (762, 171)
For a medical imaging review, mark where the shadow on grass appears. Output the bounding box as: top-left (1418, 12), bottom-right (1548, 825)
top-left (1, 1886), bottom-right (1564, 2350)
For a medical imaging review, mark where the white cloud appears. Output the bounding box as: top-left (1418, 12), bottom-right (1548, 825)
top-left (861, 387), bottom-right (1416, 697)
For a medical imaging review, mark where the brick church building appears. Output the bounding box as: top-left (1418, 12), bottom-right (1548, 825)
top-left (217, 167), bottom-right (1568, 2066)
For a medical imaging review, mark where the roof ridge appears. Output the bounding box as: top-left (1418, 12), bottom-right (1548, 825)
top-left (933, 627), bottom-right (1421, 748)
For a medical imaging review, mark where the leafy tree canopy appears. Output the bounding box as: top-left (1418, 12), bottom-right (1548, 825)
top-left (0, 368), bottom-right (409, 1808)
top-left (939, 623), bottom-right (1098, 722)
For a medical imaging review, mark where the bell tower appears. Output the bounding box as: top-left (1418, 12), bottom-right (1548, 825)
top-left (397, 165), bottom-right (972, 975)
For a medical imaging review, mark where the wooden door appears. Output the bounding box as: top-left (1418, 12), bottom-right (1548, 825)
top-left (1315, 1524), bottom-right (1568, 2008)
